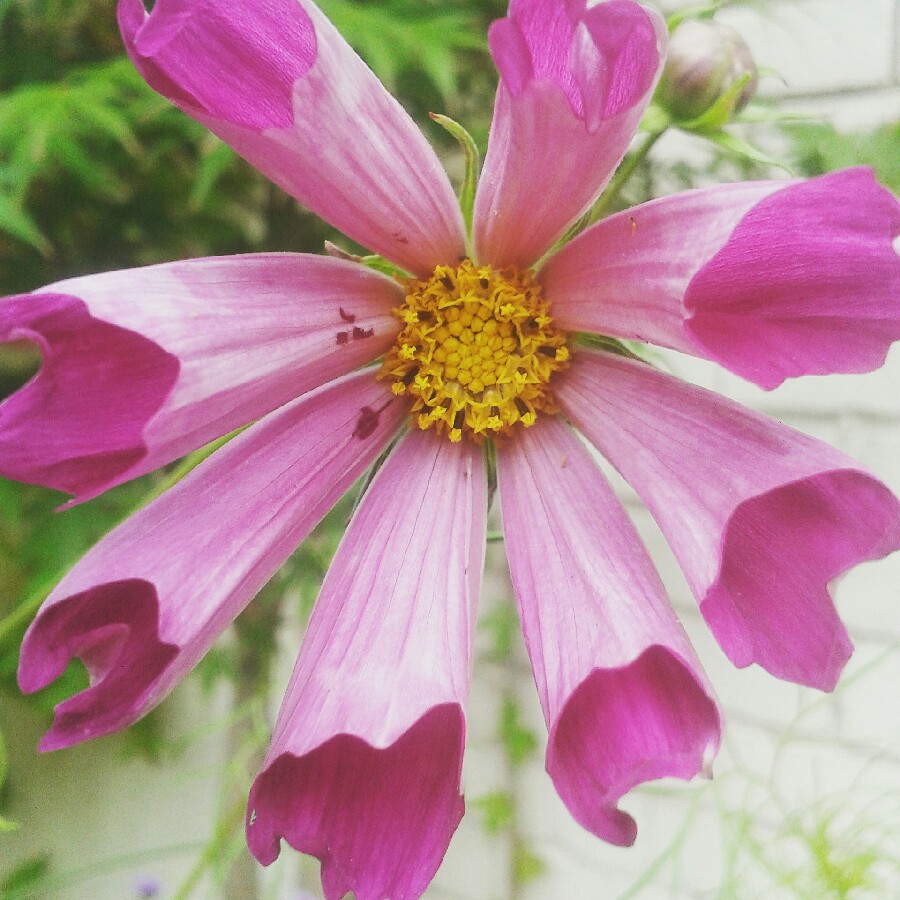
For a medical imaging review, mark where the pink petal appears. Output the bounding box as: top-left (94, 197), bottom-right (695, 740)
top-left (17, 370), bottom-right (405, 750)
top-left (474, 0), bottom-right (665, 268)
top-left (247, 429), bottom-right (486, 900)
top-left (685, 168), bottom-right (900, 387)
top-left (498, 418), bottom-right (720, 846)
top-left (541, 181), bottom-right (779, 342)
top-left (118, 0), bottom-right (465, 275)
top-left (558, 352), bottom-right (900, 690)
top-left (0, 254), bottom-right (400, 500)
top-left (543, 169), bottom-right (900, 388)
top-left (0, 291), bottom-right (178, 499)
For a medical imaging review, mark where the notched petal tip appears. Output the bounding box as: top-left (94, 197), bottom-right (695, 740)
top-left (18, 580), bottom-right (178, 750)
top-left (492, 0), bottom-right (663, 128)
top-left (0, 291), bottom-right (178, 499)
top-left (580, 0), bottom-right (666, 125)
top-left (704, 469), bottom-right (900, 691)
top-left (475, 1), bottom-right (664, 268)
top-left (247, 705), bottom-right (465, 900)
top-left (547, 646), bottom-right (721, 847)
top-left (118, 0), bottom-right (316, 130)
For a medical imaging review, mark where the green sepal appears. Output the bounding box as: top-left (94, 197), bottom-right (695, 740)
top-left (667, 2), bottom-right (723, 31)
top-left (574, 333), bottom-right (649, 362)
top-left (429, 112), bottom-right (480, 242)
top-left (639, 103), bottom-right (673, 134)
top-left (359, 255), bottom-right (410, 279)
top-left (680, 71), bottom-right (753, 132)
top-left (323, 242), bottom-right (410, 279)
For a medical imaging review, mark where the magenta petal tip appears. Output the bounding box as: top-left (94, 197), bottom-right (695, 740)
top-left (19, 580), bottom-right (178, 750)
top-left (702, 469), bottom-right (900, 691)
top-left (0, 291), bottom-right (178, 498)
top-left (247, 705), bottom-right (465, 900)
top-left (547, 647), bottom-right (721, 847)
top-left (685, 168), bottom-right (900, 388)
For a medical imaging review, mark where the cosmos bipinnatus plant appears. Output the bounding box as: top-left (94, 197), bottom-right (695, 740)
top-left (0, 2), bottom-right (898, 899)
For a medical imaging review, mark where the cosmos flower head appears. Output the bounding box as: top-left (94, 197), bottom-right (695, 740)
top-left (1, 1), bottom-right (899, 898)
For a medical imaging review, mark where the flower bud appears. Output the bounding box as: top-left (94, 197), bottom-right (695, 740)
top-left (658, 20), bottom-right (759, 121)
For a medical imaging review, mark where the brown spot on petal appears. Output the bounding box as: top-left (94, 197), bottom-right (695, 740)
top-left (339, 307), bottom-right (356, 323)
top-left (353, 406), bottom-right (380, 440)
top-left (336, 331), bottom-right (350, 346)
top-left (352, 326), bottom-right (375, 341)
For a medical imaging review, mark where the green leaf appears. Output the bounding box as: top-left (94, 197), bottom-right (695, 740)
top-left (190, 139), bottom-right (237, 209)
top-left (76, 98), bottom-right (140, 155)
top-left (783, 120), bottom-right (900, 192)
top-left (316, 0), bottom-right (480, 103)
top-left (705, 128), bottom-right (793, 173)
top-left (430, 113), bottom-right (480, 242)
top-left (479, 604), bottom-right (519, 662)
top-left (48, 132), bottom-right (129, 199)
top-left (0, 194), bottom-right (51, 254)
top-left (0, 856), bottom-right (50, 895)
top-left (0, 728), bottom-right (14, 831)
top-left (735, 103), bottom-right (812, 125)
top-left (513, 840), bottom-right (546, 884)
top-left (472, 790), bottom-right (515, 833)
top-left (499, 697), bottom-right (538, 766)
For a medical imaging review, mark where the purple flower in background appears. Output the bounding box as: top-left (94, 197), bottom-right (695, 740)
top-left (134, 875), bottom-right (159, 898)
top-left (2, 1), bottom-right (899, 898)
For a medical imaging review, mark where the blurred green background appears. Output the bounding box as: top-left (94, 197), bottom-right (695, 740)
top-left (1, 1), bottom-right (898, 898)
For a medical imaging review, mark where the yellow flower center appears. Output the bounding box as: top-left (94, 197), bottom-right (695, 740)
top-left (379, 260), bottom-right (570, 443)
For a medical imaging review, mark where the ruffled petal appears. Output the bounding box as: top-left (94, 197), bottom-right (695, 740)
top-left (558, 351), bottom-right (900, 690)
top-left (0, 291), bottom-right (178, 499)
top-left (17, 370), bottom-right (405, 750)
top-left (118, 0), bottom-right (465, 275)
top-left (474, 0), bottom-right (665, 268)
top-left (498, 418), bottom-right (720, 846)
top-left (543, 169), bottom-right (900, 388)
top-left (247, 429), bottom-right (486, 900)
top-left (0, 254), bottom-right (400, 500)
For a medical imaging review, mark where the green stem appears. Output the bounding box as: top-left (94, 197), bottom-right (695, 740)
top-left (222, 586), bottom-right (283, 900)
top-left (170, 585), bottom-right (282, 900)
top-left (171, 796), bottom-right (247, 900)
top-left (584, 128), bottom-right (666, 226)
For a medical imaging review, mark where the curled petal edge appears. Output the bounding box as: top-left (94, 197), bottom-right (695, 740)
top-left (248, 705), bottom-right (465, 900)
top-left (548, 647), bottom-right (721, 847)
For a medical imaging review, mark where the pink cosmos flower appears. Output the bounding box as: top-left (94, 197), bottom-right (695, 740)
top-left (2, 0), bottom-right (899, 897)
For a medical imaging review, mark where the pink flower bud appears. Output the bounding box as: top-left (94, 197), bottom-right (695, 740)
top-left (658, 19), bottom-right (758, 121)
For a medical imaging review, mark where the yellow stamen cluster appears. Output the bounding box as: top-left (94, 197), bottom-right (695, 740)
top-left (379, 260), bottom-right (570, 443)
